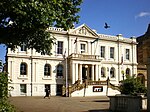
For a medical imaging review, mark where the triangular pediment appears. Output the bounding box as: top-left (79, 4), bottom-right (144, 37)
top-left (69, 24), bottom-right (98, 37)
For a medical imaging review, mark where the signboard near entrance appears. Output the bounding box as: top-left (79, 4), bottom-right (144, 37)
top-left (93, 86), bottom-right (103, 92)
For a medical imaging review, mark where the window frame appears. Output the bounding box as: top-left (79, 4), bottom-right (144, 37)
top-left (101, 67), bottom-right (106, 78)
top-left (44, 64), bottom-right (51, 77)
top-left (110, 67), bottom-right (115, 78)
top-left (126, 68), bottom-right (130, 76)
top-left (80, 43), bottom-right (86, 53)
top-left (20, 62), bottom-right (27, 76)
top-left (110, 47), bottom-right (114, 59)
top-left (125, 49), bottom-right (130, 60)
top-left (57, 41), bottom-right (63, 54)
top-left (57, 64), bottom-right (63, 78)
top-left (100, 46), bottom-right (105, 58)
top-left (20, 84), bottom-right (27, 94)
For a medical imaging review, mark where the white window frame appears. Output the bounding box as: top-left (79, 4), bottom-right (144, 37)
top-left (110, 47), bottom-right (115, 59)
top-left (20, 84), bottom-right (27, 94)
top-left (110, 67), bottom-right (115, 78)
top-left (125, 49), bottom-right (130, 60)
top-left (100, 46), bottom-right (105, 58)
top-left (80, 43), bottom-right (86, 53)
top-left (57, 41), bottom-right (63, 54)
top-left (44, 64), bottom-right (51, 77)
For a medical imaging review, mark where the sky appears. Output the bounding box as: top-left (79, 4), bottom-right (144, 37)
top-left (0, 0), bottom-right (150, 63)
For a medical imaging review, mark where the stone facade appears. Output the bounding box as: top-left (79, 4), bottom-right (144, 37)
top-left (137, 24), bottom-right (150, 87)
top-left (7, 24), bottom-right (137, 96)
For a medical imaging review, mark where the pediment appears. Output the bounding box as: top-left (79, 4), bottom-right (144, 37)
top-left (70, 24), bottom-right (98, 37)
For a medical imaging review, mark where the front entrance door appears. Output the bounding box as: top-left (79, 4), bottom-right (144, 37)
top-left (82, 66), bottom-right (92, 81)
top-left (56, 84), bottom-right (63, 96)
top-left (82, 67), bottom-right (87, 80)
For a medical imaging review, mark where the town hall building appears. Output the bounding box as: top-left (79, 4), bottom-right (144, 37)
top-left (7, 24), bottom-right (137, 97)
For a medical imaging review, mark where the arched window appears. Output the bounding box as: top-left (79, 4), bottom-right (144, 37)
top-left (126, 68), bottom-right (130, 76)
top-left (20, 62), bottom-right (27, 75)
top-left (101, 67), bottom-right (106, 78)
top-left (44, 64), bottom-right (51, 76)
top-left (110, 67), bottom-right (115, 78)
top-left (57, 64), bottom-right (63, 77)
top-left (137, 73), bottom-right (145, 85)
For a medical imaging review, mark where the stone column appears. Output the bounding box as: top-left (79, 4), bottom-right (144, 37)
top-left (95, 65), bottom-right (98, 81)
top-left (92, 65), bottom-right (95, 81)
top-left (75, 63), bottom-right (78, 81)
top-left (79, 64), bottom-right (82, 84)
top-left (98, 65), bottom-right (101, 80)
top-left (147, 57), bottom-right (150, 111)
top-left (72, 63), bottom-right (75, 84)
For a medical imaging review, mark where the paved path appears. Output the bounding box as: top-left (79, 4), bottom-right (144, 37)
top-left (9, 96), bottom-right (110, 112)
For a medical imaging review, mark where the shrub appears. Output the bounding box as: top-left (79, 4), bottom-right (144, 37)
top-left (0, 100), bottom-right (15, 112)
top-left (119, 75), bottom-right (147, 96)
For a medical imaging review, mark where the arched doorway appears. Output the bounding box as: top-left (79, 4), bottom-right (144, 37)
top-left (137, 73), bottom-right (145, 85)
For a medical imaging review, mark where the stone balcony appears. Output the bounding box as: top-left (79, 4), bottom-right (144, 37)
top-left (68, 53), bottom-right (102, 61)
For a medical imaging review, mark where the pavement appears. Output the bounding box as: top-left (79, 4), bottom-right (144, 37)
top-left (9, 96), bottom-right (110, 112)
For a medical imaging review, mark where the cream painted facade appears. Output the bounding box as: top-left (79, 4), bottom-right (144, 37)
top-left (7, 24), bottom-right (137, 97)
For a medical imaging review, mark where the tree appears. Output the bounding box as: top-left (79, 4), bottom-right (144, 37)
top-left (0, 72), bottom-right (15, 112)
top-left (119, 75), bottom-right (147, 96)
top-left (0, 0), bottom-right (83, 54)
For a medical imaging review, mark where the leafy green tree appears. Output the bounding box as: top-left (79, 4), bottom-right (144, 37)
top-left (119, 75), bottom-right (147, 95)
top-left (0, 0), bottom-right (83, 54)
top-left (0, 72), bottom-right (15, 112)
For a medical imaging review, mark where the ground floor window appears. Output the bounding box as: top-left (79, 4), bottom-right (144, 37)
top-left (20, 84), bottom-right (26, 94)
top-left (44, 84), bottom-right (51, 92)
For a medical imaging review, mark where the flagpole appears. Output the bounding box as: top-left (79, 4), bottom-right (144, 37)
top-left (91, 38), bottom-right (99, 55)
top-left (74, 38), bottom-right (77, 53)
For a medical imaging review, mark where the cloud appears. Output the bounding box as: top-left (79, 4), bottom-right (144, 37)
top-left (135, 12), bottom-right (150, 19)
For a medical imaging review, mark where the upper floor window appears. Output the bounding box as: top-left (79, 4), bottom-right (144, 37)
top-left (21, 43), bottom-right (27, 51)
top-left (101, 67), bottom-right (106, 78)
top-left (57, 64), bottom-right (63, 77)
top-left (20, 62), bottom-right (27, 75)
top-left (80, 44), bottom-right (86, 53)
top-left (44, 64), bottom-right (51, 76)
top-left (110, 67), bottom-right (115, 78)
top-left (110, 47), bottom-right (114, 59)
top-left (57, 41), bottom-right (63, 54)
top-left (126, 49), bottom-right (130, 60)
top-left (100, 46), bottom-right (105, 58)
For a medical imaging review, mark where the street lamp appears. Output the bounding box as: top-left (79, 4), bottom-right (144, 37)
top-left (83, 65), bottom-right (88, 97)
top-left (121, 70), bottom-right (124, 80)
top-left (85, 65), bottom-right (88, 79)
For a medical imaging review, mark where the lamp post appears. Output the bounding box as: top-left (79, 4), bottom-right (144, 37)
top-left (85, 65), bottom-right (88, 79)
top-left (30, 48), bottom-right (33, 96)
top-left (65, 57), bottom-right (68, 97)
top-left (121, 70), bottom-right (124, 80)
